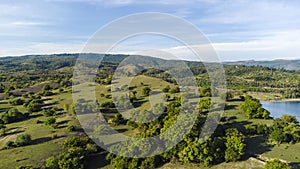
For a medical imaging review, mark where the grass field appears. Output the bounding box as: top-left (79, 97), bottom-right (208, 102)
top-left (0, 87), bottom-right (81, 169)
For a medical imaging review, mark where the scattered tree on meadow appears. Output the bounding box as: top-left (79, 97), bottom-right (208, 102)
top-left (264, 159), bottom-right (291, 169)
top-left (15, 133), bottom-right (32, 146)
top-left (240, 96), bottom-right (270, 119)
top-left (142, 87), bottom-right (151, 96)
top-left (224, 128), bottom-right (245, 162)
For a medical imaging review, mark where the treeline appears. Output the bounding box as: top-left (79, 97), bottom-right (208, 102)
top-left (1, 54), bottom-right (300, 99)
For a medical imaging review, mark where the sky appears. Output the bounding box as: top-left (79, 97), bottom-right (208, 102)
top-left (1, 0), bottom-right (300, 61)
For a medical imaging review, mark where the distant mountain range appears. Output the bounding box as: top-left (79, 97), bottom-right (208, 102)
top-left (225, 59), bottom-right (300, 70)
top-left (0, 53), bottom-right (299, 70)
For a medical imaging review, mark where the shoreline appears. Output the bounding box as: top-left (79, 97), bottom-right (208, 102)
top-left (261, 98), bottom-right (300, 102)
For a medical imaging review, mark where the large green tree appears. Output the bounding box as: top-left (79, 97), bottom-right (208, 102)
top-left (224, 128), bottom-right (245, 162)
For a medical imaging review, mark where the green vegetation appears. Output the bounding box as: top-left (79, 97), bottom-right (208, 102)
top-left (0, 54), bottom-right (299, 169)
top-left (240, 96), bottom-right (270, 119)
top-left (265, 159), bottom-right (291, 169)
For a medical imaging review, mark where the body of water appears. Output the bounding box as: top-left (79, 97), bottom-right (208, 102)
top-left (261, 101), bottom-right (300, 121)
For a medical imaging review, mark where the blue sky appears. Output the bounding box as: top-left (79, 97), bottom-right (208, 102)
top-left (1, 0), bottom-right (300, 61)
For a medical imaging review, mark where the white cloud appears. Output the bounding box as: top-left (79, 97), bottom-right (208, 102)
top-left (12, 21), bottom-right (49, 26)
top-left (151, 30), bottom-right (300, 61)
top-left (0, 42), bottom-right (84, 57)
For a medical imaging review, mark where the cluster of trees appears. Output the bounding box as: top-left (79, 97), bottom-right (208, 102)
top-left (45, 136), bottom-right (100, 169)
top-left (8, 98), bottom-right (24, 105)
top-left (22, 96), bottom-right (44, 112)
top-left (225, 65), bottom-right (300, 93)
top-left (269, 115), bottom-right (300, 144)
top-left (245, 114), bottom-right (300, 145)
top-left (245, 123), bottom-right (269, 136)
top-left (5, 133), bottom-right (32, 149)
top-left (162, 85), bottom-right (180, 94)
top-left (240, 96), bottom-right (270, 119)
top-left (102, 99), bottom-right (246, 168)
top-left (265, 159), bottom-right (291, 169)
top-left (0, 108), bottom-right (28, 124)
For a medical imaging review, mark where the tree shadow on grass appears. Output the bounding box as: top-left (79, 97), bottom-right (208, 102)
top-left (243, 135), bottom-right (273, 159)
top-left (31, 135), bottom-right (64, 145)
top-left (115, 128), bottom-right (128, 133)
top-left (30, 137), bottom-right (52, 145)
top-left (0, 101), bottom-right (8, 104)
top-left (0, 107), bottom-right (11, 112)
top-left (223, 120), bottom-right (253, 134)
top-left (290, 162), bottom-right (300, 169)
top-left (223, 120), bottom-right (273, 161)
top-left (57, 120), bottom-right (70, 125)
top-left (29, 113), bottom-right (43, 119)
top-left (132, 99), bottom-right (147, 108)
top-left (224, 104), bottom-right (237, 110)
top-left (85, 151), bottom-right (110, 169)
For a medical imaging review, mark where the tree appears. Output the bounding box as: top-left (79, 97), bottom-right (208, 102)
top-left (170, 86), bottom-right (180, 93)
top-left (265, 159), bottom-right (291, 169)
top-left (0, 124), bottom-right (6, 136)
top-left (198, 98), bottom-right (211, 112)
top-left (44, 117), bottom-right (57, 128)
top-left (9, 98), bottom-right (24, 105)
top-left (162, 85), bottom-right (170, 93)
top-left (45, 156), bottom-right (59, 169)
top-left (57, 147), bottom-right (85, 169)
top-left (26, 99), bottom-right (43, 112)
top-left (221, 91), bottom-right (234, 101)
top-left (270, 128), bottom-right (286, 144)
top-left (129, 90), bottom-right (137, 101)
top-left (0, 108), bottom-right (27, 124)
top-left (15, 133), bottom-right (32, 146)
top-left (225, 128), bottom-right (245, 162)
top-left (240, 96), bottom-right (270, 119)
top-left (43, 84), bottom-right (51, 91)
top-left (199, 86), bottom-right (211, 97)
top-left (100, 100), bottom-right (115, 109)
top-left (142, 87), bottom-right (151, 96)
top-left (16, 166), bottom-right (34, 169)
top-left (281, 114), bottom-right (299, 124)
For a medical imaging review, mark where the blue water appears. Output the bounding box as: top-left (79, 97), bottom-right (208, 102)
top-left (261, 101), bottom-right (300, 121)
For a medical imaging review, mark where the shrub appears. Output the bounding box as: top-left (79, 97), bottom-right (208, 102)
top-left (142, 87), bottom-right (151, 96)
top-left (265, 159), bottom-right (291, 169)
top-left (44, 117), bottom-right (57, 128)
top-left (9, 98), bottom-right (24, 105)
top-left (67, 125), bottom-right (76, 131)
top-left (5, 141), bottom-right (15, 148)
top-left (100, 101), bottom-right (115, 108)
top-left (15, 133), bottom-right (32, 146)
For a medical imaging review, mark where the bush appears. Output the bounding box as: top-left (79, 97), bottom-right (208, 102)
top-left (9, 98), bottom-right (24, 105)
top-left (100, 101), bottom-right (115, 108)
top-left (5, 141), bottom-right (15, 148)
top-left (44, 117), bottom-right (57, 128)
top-left (0, 108), bottom-right (28, 124)
top-left (42, 109), bottom-right (55, 117)
top-left (162, 85), bottom-right (170, 93)
top-left (67, 125), bottom-right (76, 131)
top-left (26, 99), bottom-right (43, 112)
top-left (142, 87), bottom-right (151, 96)
top-left (15, 133), bottom-right (32, 146)
top-left (170, 86), bottom-right (180, 93)
top-left (45, 156), bottom-right (59, 169)
top-left (265, 159), bottom-right (291, 169)
top-left (16, 165), bottom-right (34, 169)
